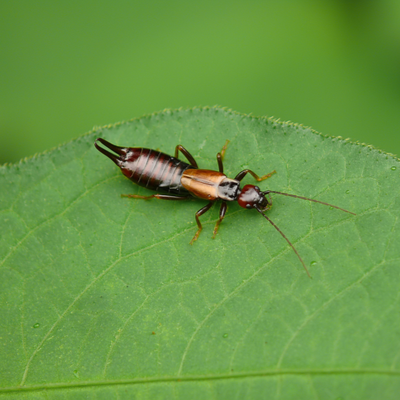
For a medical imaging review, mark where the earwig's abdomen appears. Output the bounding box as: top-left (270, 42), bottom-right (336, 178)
top-left (119, 148), bottom-right (194, 195)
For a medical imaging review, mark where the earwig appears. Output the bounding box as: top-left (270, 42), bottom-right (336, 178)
top-left (95, 138), bottom-right (356, 277)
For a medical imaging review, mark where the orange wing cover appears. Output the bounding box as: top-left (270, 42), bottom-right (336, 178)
top-left (181, 169), bottom-right (226, 200)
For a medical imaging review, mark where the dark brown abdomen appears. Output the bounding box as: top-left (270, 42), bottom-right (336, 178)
top-left (120, 148), bottom-right (194, 195)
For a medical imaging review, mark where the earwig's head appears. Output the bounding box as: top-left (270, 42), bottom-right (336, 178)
top-left (237, 184), bottom-right (270, 211)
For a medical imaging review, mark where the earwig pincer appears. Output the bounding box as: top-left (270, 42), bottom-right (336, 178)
top-left (95, 138), bottom-right (356, 277)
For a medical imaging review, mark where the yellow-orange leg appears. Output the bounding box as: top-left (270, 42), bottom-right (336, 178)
top-left (190, 202), bottom-right (214, 244)
top-left (212, 202), bottom-right (227, 238)
top-left (234, 169), bottom-right (276, 182)
top-left (220, 140), bottom-right (230, 159)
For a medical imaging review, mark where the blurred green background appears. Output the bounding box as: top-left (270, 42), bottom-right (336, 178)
top-left (1, 0), bottom-right (400, 164)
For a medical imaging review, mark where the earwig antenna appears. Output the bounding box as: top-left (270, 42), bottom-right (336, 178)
top-left (263, 191), bottom-right (356, 215)
top-left (255, 206), bottom-right (311, 278)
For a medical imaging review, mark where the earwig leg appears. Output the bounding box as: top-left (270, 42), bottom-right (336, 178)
top-left (217, 153), bottom-right (224, 173)
top-left (216, 140), bottom-right (230, 173)
top-left (190, 201), bottom-right (214, 244)
top-left (121, 194), bottom-right (192, 200)
top-left (212, 202), bottom-right (227, 238)
top-left (220, 140), bottom-right (230, 160)
top-left (174, 145), bottom-right (198, 168)
top-left (234, 169), bottom-right (277, 182)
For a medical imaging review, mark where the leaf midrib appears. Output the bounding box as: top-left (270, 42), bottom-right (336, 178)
top-left (4, 368), bottom-right (400, 394)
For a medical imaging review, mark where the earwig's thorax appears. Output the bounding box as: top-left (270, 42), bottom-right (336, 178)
top-left (217, 178), bottom-right (240, 201)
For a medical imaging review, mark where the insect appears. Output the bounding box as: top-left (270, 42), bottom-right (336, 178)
top-left (95, 138), bottom-right (355, 277)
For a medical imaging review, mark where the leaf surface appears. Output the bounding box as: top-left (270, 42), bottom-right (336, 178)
top-left (1, 108), bottom-right (400, 399)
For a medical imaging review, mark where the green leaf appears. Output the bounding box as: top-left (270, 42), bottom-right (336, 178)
top-left (1, 107), bottom-right (400, 399)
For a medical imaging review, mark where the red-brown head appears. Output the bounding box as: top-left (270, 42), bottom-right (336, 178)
top-left (237, 184), bottom-right (270, 211)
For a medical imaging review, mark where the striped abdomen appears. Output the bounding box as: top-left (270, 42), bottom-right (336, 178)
top-left (119, 148), bottom-right (195, 195)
